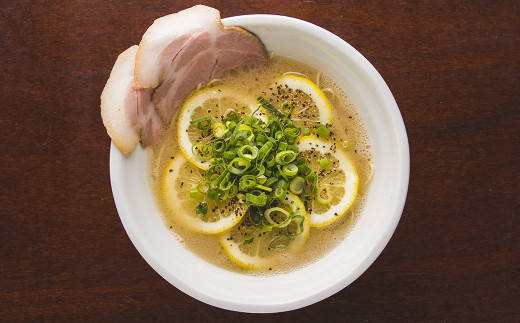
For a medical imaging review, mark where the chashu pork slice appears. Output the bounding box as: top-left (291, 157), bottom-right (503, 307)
top-left (134, 5), bottom-right (268, 121)
top-left (101, 45), bottom-right (164, 154)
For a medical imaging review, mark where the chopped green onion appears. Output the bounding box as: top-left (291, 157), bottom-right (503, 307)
top-left (287, 145), bottom-right (299, 153)
top-left (277, 141), bottom-right (288, 152)
top-left (243, 229), bottom-right (254, 242)
top-left (191, 143), bottom-right (211, 159)
top-left (246, 191), bottom-right (267, 206)
top-left (319, 157), bottom-right (329, 169)
top-left (275, 150), bottom-right (297, 165)
top-left (212, 139), bottom-right (226, 156)
top-left (273, 179), bottom-right (287, 201)
top-left (288, 215), bottom-right (305, 237)
top-left (190, 116), bottom-right (212, 131)
top-left (223, 150), bottom-right (236, 160)
top-left (264, 207), bottom-right (292, 227)
top-left (304, 171), bottom-right (318, 196)
top-left (197, 182), bottom-right (209, 193)
top-left (277, 164), bottom-right (288, 181)
top-left (342, 140), bottom-right (351, 151)
top-left (298, 164), bottom-right (311, 175)
top-left (262, 224), bottom-right (273, 232)
top-left (289, 176), bottom-right (305, 195)
top-left (212, 122), bottom-right (228, 138)
top-left (316, 184), bottom-right (333, 204)
top-left (210, 157), bottom-right (222, 165)
top-left (248, 207), bottom-right (262, 227)
top-left (219, 177), bottom-right (234, 191)
top-left (195, 202), bottom-right (208, 215)
top-left (226, 121), bottom-right (237, 130)
top-left (282, 164), bottom-right (298, 177)
top-left (237, 123), bottom-right (253, 134)
top-left (238, 145), bottom-right (259, 160)
top-left (227, 157), bottom-right (251, 175)
top-left (263, 177), bottom-right (278, 188)
top-left (206, 164), bottom-right (225, 184)
top-left (207, 188), bottom-right (221, 200)
top-left (257, 175), bottom-right (267, 185)
top-left (256, 133), bottom-right (267, 145)
top-left (255, 184), bottom-right (273, 192)
top-left (268, 235), bottom-right (291, 249)
top-left (225, 111), bottom-right (240, 123)
top-left (257, 97), bottom-right (285, 119)
top-left (281, 102), bottom-right (293, 115)
top-left (239, 175), bottom-right (257, 190)
top-left (315, 124), bottom-right (330, 137)
top-left (223, 184), bottom-right (238, 199)
top-left (265, 154), bottom-right (276, 167)
top-left (186, 90), bottom-right (341, 249)
top-left (258, 141), bottom-right (274, 159)
top-left (283, 124), bottom-right (300, 139)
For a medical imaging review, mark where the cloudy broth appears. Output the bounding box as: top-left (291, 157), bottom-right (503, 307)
top-left (148, 55), bottom-right (373, 275)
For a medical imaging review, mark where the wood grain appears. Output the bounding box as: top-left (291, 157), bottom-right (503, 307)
top-left (1, 0), bottom-right (518, 321)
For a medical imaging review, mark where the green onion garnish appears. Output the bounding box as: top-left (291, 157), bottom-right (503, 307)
top-left (186, 95), bottom-right (339, 250)
top-left (282, 164), bottom-right (298, 177)
top-left (316, 184), bottom-right (333, 204)
top-left (190, 116), bottom-right (212, 131)
top-left (196, 202), bottom-right (208, 215)
top-left (257, 96), bottom-right (286, 119)
top-left (264, 207), bottom-right (292, 227)
top-left (319, 158), bottom-right (329, 169)
top-left (289, 176), bottom-right (305, 195)
top-left (315, 124), bottom-right (330, 137)
top-left (207, 188), bottom-right (221, 200)
top-left (192, 143), bottom-right (211, 159)
top-left (212, 122), bottom-right (228, 138)
top-left (246, 191), bottom-right (267, 206)
top-left (211, 139), bottom-right (226, 156)
top-left (268, 235), bottom-right (291, 249)
top-left (281, 102), bottom-right (293, 115)
top-left (288, 215), bottom-right (305, 237)
top-left (243, 229), bottom-right (254, 242)
top-left (273, 179), bottom-right (287, 201)
top-left (275, 150), bottom-right (297, 165)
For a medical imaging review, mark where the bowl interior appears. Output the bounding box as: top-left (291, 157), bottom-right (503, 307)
top-left (110, 14), bottom-right (409, 313)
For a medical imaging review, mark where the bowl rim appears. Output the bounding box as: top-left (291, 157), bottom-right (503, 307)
top-left (110, 13), bottom-right (410, 313)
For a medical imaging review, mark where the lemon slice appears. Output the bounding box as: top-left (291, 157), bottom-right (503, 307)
top-left (177, 86), bottom-right (264, 170)
top-left (218, 193), bottom-right (310, 270)
top-left (162, 153), bottom-right (247, 234)
top-left (295, 136), bottom-right (359, 227)
top-left (263, 74), bottom-right (333, 128)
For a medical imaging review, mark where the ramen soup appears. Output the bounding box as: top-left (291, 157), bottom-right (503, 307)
top-left (149, 55), bottom-right (373, 274)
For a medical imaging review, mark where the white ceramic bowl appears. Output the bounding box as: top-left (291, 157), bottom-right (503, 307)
top-left (110, 14), bottom-right (409, 313)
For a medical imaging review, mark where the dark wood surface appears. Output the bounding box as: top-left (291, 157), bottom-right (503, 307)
top-left (1, 0), bottom-right (518, 321)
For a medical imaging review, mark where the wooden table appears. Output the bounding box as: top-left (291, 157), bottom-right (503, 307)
top-left (1, 1), bottom-right (518, 321)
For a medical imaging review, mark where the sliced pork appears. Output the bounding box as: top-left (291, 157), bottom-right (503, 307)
top-left (101, 45), bottom-right (164, 154)
top-left (134, 5), bottom-right (268, 121)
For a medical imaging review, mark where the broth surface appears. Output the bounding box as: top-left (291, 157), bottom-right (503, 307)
top-left (149, 55), bottom-right (373, 275)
